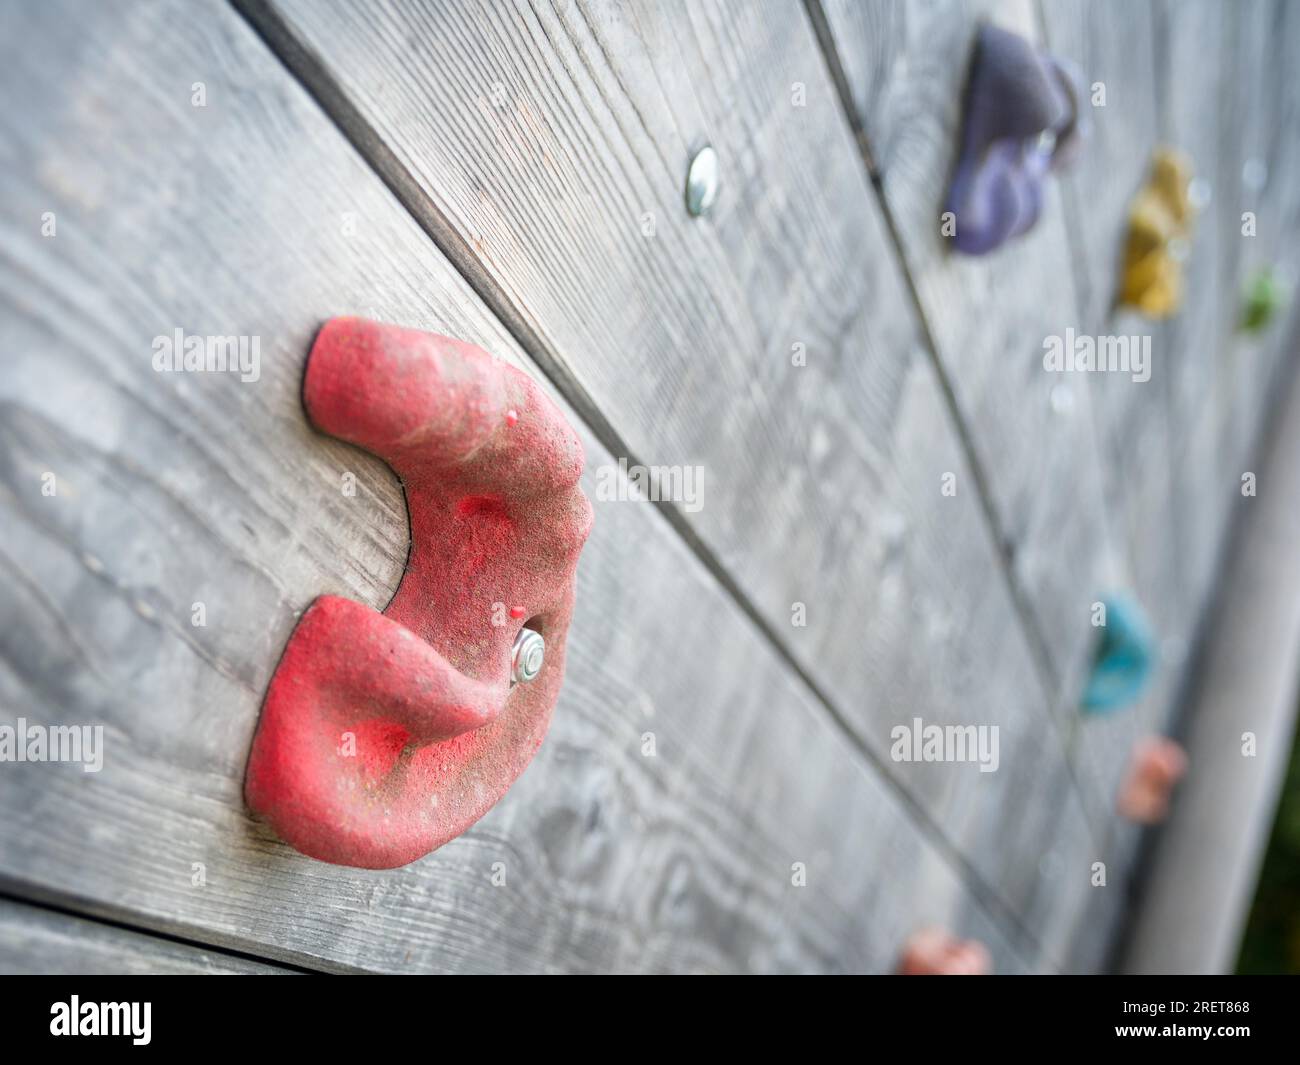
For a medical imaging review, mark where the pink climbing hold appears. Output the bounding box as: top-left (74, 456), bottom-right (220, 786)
top-left (244, 317), bottom-right (593, 869)
top-left (898, 926), bottom-right (992, 975)
top-left (1117, 736), bottom-right (1188, 824)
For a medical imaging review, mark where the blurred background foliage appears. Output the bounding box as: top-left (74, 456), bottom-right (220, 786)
top-left (1237, 710), bottom-right (1300, 974)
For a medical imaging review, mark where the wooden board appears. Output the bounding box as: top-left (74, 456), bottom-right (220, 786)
top-left (1255, 0), bottom-right (1300, 406)
top-left (0, 0), bottom-right (1044, 973)
top-left (242, 0), bottom-right (1102, 954)
top-left (1036, 0), bottom-right (1182, 862)
top-left (1075, 0), bottom-right (1300, 924)
top-left (1216, 0), bottom-right (1274, 471)
top-left (1038, 0), bottom-right (1161, 334)
top-left (1155, 0), bottom-right (1235, 627)
top-left (3, 0), bottom-right (1281, 976)
top-left (0, 899), bottom-right (293, 975)
top-left (1220, 0), bottom-right (1300, 471)
top-left (1115, 0), bottom-right (1300, 975)
top-left (817, 0), bottom-right (1116, 711)
top-left (1121, 349), bottom-right (1300, 973)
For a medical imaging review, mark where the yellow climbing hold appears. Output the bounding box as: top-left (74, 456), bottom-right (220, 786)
top-left (1119, 148), bottom-right (1194, 318)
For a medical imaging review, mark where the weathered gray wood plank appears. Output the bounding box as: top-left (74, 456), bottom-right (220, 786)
top-left (817, 0), bottom-right (1116, 713)
top-left (1220, 0), bottom-right (1300, 473)
top-left (0, 899), bottom-right (294, 975)
top-left (0, 0), bottom-right (1038, 973)
top-left (1155, 0), bottom-right (1236, 629)
top-left (1038, 0), bottom-right (1161, 332)
top-left (826, 6), bottom-right (1284, 969)
top-left (1216, 0), bottom-right (1275, 471)
top-left (1254, 0), bottom-right (1300, 402)
top-left (1131, 5), bottom-right (1300, 931)
top-left (1122, 349), bottom-right (1300, 973)
top-left (1036, 0), bottom-right (1182, 882)
top-left (1053, 2), bottom-right (1300, 955)
top-left (247, 0), bottom-right (1100, 960)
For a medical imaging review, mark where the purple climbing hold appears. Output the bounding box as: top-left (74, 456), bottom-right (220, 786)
top-left (945, 25), bottom-right (1086, 255)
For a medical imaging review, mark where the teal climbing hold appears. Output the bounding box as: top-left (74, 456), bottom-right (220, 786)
top-left (1082, 595), bottom-right (1156, 712)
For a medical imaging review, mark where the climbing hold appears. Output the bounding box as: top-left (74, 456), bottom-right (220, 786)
top-left (898, 927), bottom-right (991, 975)
top-left (944, 24), bottom-right (1086, 255)
top-left (245, 317), bottom-right (593, 868)
top-left (1081, 595), bottom-right (1156, 713)
top-left (1240, 267), bottom-right (1286, 333)
top-left (1117, 736), bottom-right (1187, 824)
top-left (1119, 148), bottom-right (1195, 318)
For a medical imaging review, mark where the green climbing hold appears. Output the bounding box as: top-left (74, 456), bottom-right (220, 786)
top-left (1241, 268), bottom-right (1285, 333)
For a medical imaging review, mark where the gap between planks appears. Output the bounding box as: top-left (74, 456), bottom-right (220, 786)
top-left (0, 881), bottom-right (325, 975)
top-left (802, 0), bottom-right (1095, 801)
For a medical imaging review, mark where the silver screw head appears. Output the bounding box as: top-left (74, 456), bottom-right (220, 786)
top-left (511, 628), bottom-right (545, 684)
top-left (1049, 383), bottom-right (1075, 416)
top-left (685, 145), bottom-right (719, 217)
top-left (1242, 158), bottom-right (1268, 192)
top-left (1188, 177), bottom-right (1212, 210)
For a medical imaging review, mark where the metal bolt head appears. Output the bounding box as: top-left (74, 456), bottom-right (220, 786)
top-left (685, 145), bottom-right (719, 217)
top-left (511, 628), bottom-right (545, 684)
top-left (1049, 383), bottom-right (1075, 417)
top-left (1242, 158), bottom-right (1268, 192)
top-left (1188, 177), bottom-right (1212, 211)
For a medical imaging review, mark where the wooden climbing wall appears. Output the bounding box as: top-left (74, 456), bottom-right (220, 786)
top-left (0, 0), bottom-right (1296, 974)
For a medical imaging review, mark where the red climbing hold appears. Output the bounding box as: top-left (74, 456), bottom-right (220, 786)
top-left (244, 317), bottom-right (593, 868)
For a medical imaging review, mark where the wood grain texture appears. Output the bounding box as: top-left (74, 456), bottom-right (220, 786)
top-left (0, 899), bottom-right (293, 975)
top-left (1155, 0), bottom-right (1236, 629)
top-left (247, 0), bottom-right (1101, 959)
top-left (0, 0), bottom-right (1041, 973)
top-left (1038, 0), bottom-right (1161, 334)
top-left (1047, 0), bottom-right (1300, 930)
top-left (1144, 0), bottom-right (1297, 633)
top-left (820, 2), bottom-right (1298, 963)
top-left (1036, 0), bottom-right (1182, 870)
top-left (817, 0), bottom-right (1116, 714)
top-left (1219, 0), bottom-right (1300, 473)
top-left (1123, 0), bottom-right (1300, 969)
top-left (1121, 349), bottom-right (1300, 974)
top-left (1216, 0), bottom-right (1275, 470)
